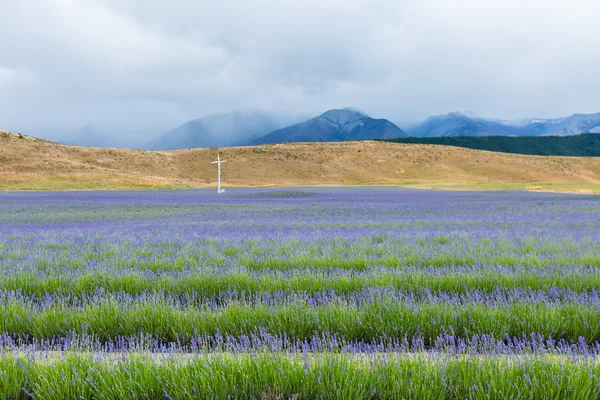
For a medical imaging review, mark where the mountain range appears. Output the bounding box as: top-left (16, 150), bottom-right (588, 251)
top-left (55, 109), bottom-right (600, 150)
top-left (254, 109), bottom-right (406, 144)
top-left (409, 111), bottom-right (600, 137)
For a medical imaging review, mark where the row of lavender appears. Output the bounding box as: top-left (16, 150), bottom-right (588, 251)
top-left (4, 352), bottom-right (600, 399)
top-left (1, 188), bottom-right (600, 398)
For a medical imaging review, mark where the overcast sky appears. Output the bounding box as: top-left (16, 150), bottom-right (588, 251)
top-left (2, 0), bottom-right (600, 141)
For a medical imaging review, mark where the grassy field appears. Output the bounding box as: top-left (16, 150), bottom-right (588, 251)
top-left (2, 130), bottom-right (600, 192)
top-left (1, 188), bottom-right (600, 398)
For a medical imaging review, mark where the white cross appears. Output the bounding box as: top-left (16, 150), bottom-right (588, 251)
top-left (211, 153), bottom-right (227, 193)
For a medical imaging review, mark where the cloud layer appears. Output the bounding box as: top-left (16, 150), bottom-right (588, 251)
top-left (2, 0), bottom-right (599, 140)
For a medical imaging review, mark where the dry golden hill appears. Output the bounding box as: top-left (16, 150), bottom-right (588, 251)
top-left (1, 130), bottom-right (600, 192)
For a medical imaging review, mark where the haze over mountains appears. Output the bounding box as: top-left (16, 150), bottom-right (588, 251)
top-left (64, 124), bottom-right (128, 149)
top-left (144, 111), bottom-right (295, 150)
top-left (52, 109), bottom-right (600, 150)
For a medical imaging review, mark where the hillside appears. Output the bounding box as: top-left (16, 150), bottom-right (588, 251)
top-left (1, 130), bottom-right (600, 193)
top-left (386, 134), bottom-right (600, 157)
top-left (254, 109), bottom-right (406, 144)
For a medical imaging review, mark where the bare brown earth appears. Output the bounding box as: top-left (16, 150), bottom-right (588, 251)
top-left (1, 130), bottom-right (600, 192)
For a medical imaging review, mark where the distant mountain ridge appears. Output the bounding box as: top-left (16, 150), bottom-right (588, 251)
top-left (409, 111), bottom-right (600, 138)
top-left (254, 109), bottom-right (406, 144)
top-left (69, 109), bottom-right (600, 150)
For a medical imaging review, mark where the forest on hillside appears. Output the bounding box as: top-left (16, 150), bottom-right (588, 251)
top-left (385, 134), bottom-right (600, 156)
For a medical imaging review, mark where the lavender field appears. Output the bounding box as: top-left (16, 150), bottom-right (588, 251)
top-left (1, 188), bottom-right (600, 399)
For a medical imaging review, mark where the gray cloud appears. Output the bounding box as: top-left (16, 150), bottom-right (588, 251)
top-left (1, 0), bottom-right (599, 141)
